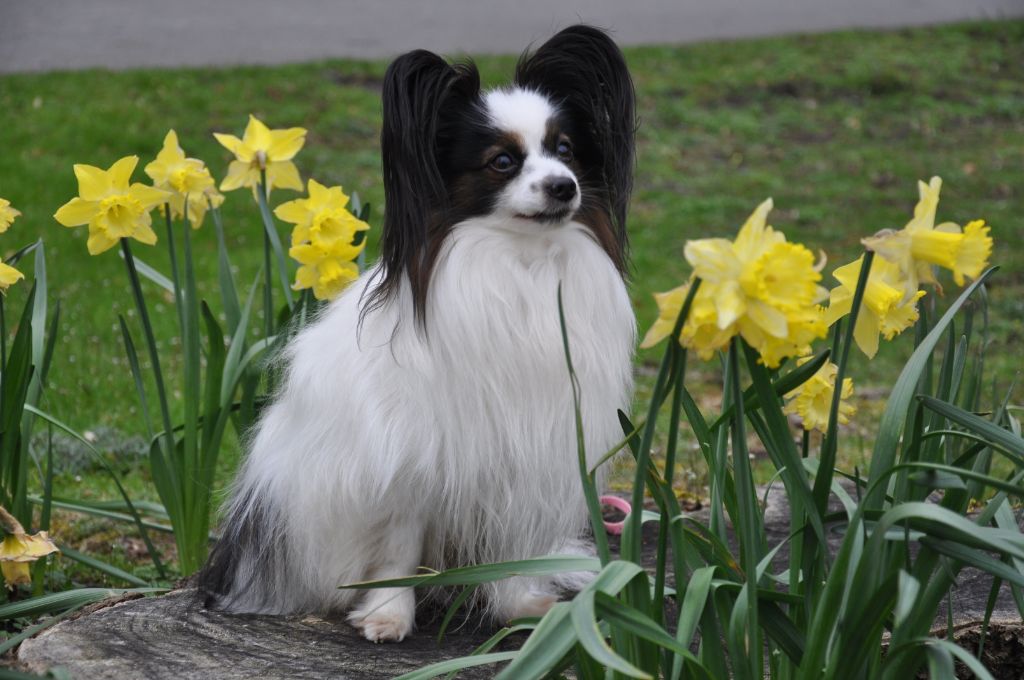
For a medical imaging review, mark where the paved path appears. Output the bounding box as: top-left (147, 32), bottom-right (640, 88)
top-left (2, 0), bottom-right (1023, 73)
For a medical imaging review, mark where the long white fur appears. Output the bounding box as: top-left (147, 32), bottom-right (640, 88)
top-left (215, 88), bottom-right (636, 642)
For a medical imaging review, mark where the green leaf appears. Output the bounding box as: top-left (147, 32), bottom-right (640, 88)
top-left (557, 284), bottom-right (610, 564)
top-left (393, 652), bottom-right (518, 680)
top-left (708, 348), bottom-right (831, 432)
top-left (592, 592), bottom-right (712, 679)
top-left (676, 566), bottom-right (715, 650)
top-left (211, 204), bottom-right (242, 334)
top-left (918, 537), bottom-right (1024, 588)
top-left (0, 588), bottom-right (164, 620)
top-left (443, 623), bottom-right (537, 680)
top-left (571, 590), bottom-right (652, 679)
top-left (436, 585), bottom-right (477, 644)
top-left (28, 496), bottom-right (174, 534)
top-left (494, 561), bottom-right (647, 680)
top-left (57, 544), bottom-right (151, 587)
top-left (866, 268), bottom-right (998, 509)
top-left (494, 602), bottom-right (576, 680)
top-left (22, 405), bottom-right (166, 577)
top-left (120, 252), bottom-right (174, 294)
top-left (339, 555), bottom-right (601, 589)
top-left (255, 180), bottom-right (295, 310)
top-left (918, 395), bottom-right (1024, 464)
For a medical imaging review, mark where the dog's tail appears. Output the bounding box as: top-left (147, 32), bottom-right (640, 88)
top-left (196, 484), bottom-right (287, 613)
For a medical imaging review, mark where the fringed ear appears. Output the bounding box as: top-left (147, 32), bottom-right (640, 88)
top-left (368, 50), bottom-right (481, 325)
top-left (515, 25), bottom-right (636, 257)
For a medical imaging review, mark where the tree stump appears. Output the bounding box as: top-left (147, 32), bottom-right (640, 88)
top-left (19, 588), bottom-right (510, 679)
top-left (16, 489), bottom-right (1023, 678)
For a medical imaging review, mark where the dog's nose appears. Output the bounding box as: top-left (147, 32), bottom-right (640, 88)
top-left (543, 176), bottom-right (577, 203)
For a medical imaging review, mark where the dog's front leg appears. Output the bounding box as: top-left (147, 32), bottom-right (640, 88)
top-left (346, 519), bottom-right (423, 643)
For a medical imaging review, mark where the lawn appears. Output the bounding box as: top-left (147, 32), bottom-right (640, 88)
top-left (0, 20), bottom-right (1021, 576)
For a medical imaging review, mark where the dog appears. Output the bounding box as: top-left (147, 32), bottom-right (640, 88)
top-left (198, 24), bottom-right (637, 643)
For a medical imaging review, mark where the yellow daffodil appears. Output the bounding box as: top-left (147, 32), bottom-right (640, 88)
top-left (862, 177), bottom-right (993, 301)
top-left (0, 506), bottom-right (58, 589)
top-left (144, 130), bottom-right (223, 229)
top-left (642, 199), bottom-right (827, 367)
top-left (0, 263), bottom-right (24, 294)
top-left (0, 198), bottom-right (21, 233)
top-left (214, 115), bottom-right (306, 196)
top-left (274, 178), bottom-right (369, 250)
top-left (290, 242), bottom-right (361, 301)
top-left (824, 255), bottom-right (925, 359)
top-left (783, 360), bottom-right (856, 433)
top-left (640, 284), bottom-right (691, 348)
top-left (54, 156), bottom-right (170, 255)
top-left (279, 178), bottom-right (368, 301)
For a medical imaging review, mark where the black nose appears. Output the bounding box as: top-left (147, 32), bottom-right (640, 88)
top-left (543, 176), bottom-right (577, 203)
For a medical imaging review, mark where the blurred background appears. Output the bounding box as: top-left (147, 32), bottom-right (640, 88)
top-left (2, 0), bottom-right (1023, 71)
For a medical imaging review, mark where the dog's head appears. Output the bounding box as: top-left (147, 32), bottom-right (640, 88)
top-left (367, 25), bottom-right (636, 324)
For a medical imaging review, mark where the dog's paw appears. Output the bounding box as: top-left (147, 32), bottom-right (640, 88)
top-left (349, 610), bottom-right (414, 643)
top-left (505, 592), bottom-right (558, 620)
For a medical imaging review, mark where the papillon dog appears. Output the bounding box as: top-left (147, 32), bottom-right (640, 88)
top-left (198, 24), bottom-right (637, 643)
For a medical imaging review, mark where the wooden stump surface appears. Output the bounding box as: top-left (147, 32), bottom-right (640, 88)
top-left (16, 488), bottom-right (1023, 679)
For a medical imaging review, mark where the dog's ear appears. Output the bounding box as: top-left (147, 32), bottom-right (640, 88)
top-left (372, 50), bottom-right (481, 325)
top-left (515, 25), bottom-right (636, 248)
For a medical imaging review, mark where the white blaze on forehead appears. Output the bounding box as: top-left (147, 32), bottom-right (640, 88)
top-left (484, 88), bottom-right (555, 153)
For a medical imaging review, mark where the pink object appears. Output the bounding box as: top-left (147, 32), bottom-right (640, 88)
top-left (599, 495), bottom-right (632, 535)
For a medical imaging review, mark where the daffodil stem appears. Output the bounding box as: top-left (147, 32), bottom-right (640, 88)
top-left (815, 249), bottom-right (875, 512)
top-left (728, 336), bottom-right (763, 678)
top-left (120, 239), bottom-right (176, 463)
top-left (260, 181), bottom-right (274, 339)
top-left (163, 204), bottom-right (184, 333)
top-left (802, 428), bottom-right (810, 459)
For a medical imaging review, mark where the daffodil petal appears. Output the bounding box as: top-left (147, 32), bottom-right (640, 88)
top-left (213, 133), bottom-right (253, 162)
top-left (129, 183), bottom-right (172, 210)
top-left (274, 199), bottom-right (309, 225)
top-left (0, 263), bottom-right (24, 290)
top-left (853, 308), bottom-right (881, 359)
top-left (54, 197), bottom-right (99, 227)
top-left (267, 161), bottom-right (303, 192)
top-left (2, 561), bottom-right (30, 587)
top-left (73, 164), bottom-right (112, 201)
top-left (244, 115), bottom-right (273, 152)
top-left (268, 127), bottom-right (307, 161)
top-left (746, 300), bottom-right (788, 338)
top-left (133, 221), bottom-right (158, 246)
top-left (220, 160), bottom-right (254, 192)
top-left (715, 280), bottom-right (745, 329)
top-left (684, 238), bottom-right (738, 282)
top-left (107, 156), bottom-right (139, 192)
top-left (86, 228), bottom-right (120, 255)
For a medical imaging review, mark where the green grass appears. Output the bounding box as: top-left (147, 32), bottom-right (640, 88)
top-left (0, 20), bottom-right (1021, 536)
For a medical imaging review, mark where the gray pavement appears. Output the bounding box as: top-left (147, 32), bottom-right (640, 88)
top-left (2, 0), bottom-right (1023, 73)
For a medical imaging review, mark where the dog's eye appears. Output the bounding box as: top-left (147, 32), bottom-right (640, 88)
top-left (489, 153), bottom-right (517, 173)
top-left (556, 141), bottom-right (573, 162)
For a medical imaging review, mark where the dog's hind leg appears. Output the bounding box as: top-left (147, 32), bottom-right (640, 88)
top-left (346, 518), bottom-right (423, 643)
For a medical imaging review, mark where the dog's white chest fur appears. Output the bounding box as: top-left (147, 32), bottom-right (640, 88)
top-left (225, 220), bottom-right (634, 617)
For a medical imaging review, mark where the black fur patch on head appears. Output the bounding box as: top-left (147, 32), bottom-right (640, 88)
top-left (364, 51), bottom-right (484, 328)
top-left (515, 25), bottom-right (637, 274)
top-left (445, 130), bottom-right (526, 225)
